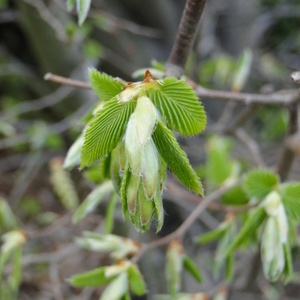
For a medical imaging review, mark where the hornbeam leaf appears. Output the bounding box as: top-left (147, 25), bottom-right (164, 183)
top-left (148, 77), bottom-right (206, 136)
top-left (89, 69), bottom-right (125, 102)
top-left (152, 120), bottom-right (203, 195)
top-left (69, 267), bottom-right (115, 287)
top-left (81, 97), bottom-right (136, 168)
top-left (243, 169), bottom-right (279, 200)
top-left (128, 265), bottom-right (147, 295)
top-left (223, 206), bottom-right (267, 258)
top-left (77, 0), bottom-right (91, 26)
top-left (280, 183), bottom-right (300, 221)
top-left (183, 255), bottom-right (203, 283)
top-left (100, 272), bottom-right (128, 300)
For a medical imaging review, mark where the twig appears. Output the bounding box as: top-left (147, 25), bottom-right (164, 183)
top-left (165, 0), bottom-right (207, 78)
top-left (49, 262), bottom-right (64, 300)
top-left (132, 181), bottom-right (237, 263)
top-left (166, 180), bottom-right (256, 213)
top-left (44, 73), bottom-right (92, 89)
top-left (235, 128), bottom-right (266, 167)
top-left (276, 103), bottom-right (298, 181)
top-left (195, 85), bottom-right (300, 106)
top-left (46, 73), bottom-right (300, 107)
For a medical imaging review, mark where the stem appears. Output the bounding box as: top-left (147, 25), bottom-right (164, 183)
top-left (276, 104), bottom-right (298, 181)
top-left (165, 0), bottom-right (207, 78)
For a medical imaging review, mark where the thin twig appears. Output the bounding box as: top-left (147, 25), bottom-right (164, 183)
top-left (276, 104), bottom-right (298, 181)
top-left (165, 0), bottom-right (207, 78)
top-left (132, 181), bottom-right (237, 263)
top-left (45, 73), bottom-right (300, 106)
top-left (44, 73), bottom-right (92, 89)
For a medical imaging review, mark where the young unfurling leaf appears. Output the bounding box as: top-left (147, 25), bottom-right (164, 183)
top-left (153, 120), bottom-right (203, 195)
top-left (89, 69), bottom-right (125, 102)
top-left (81, 98), bottom-right (136, 168)
top-left (77, 0), bottom-right (91, 26)
top-left (148, 77), bottom-right (206, 136)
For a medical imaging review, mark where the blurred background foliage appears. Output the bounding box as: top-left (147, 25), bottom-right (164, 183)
top-left (0, 0), bottom-right (300, 299)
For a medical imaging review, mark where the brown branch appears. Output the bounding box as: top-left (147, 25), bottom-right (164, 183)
top-left (276, 104), bottom-right (298, 181)
top-left (195, 84), bottom-right (300, 106)
top-left (44, 73), bottom-right (92, 89)
top-left (165, 0), bottom-right (207, 78)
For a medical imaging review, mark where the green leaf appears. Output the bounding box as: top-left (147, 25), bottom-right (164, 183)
top-left (183, 255), bottom-right (202, 283)
top-left (225, 255), bottom-right (234, 282)
top-left (221, 185), bottom-right (249, 206)
top-left (128, 265), bottom-right (146, 295)
top-left (64, 134), bottom-right (83, 170)
top-left (105, 193), bottom-right (117, 234)
top-left (223, 206), bottom-right (267, 258)
top-left (283, 242), bottom-right (293, 283)
top-left (152, 120), bottom-right (203, 195)
top-left (10, 247), bottom-right (22, 291)
top-left (232, 49), bottom-right (253, 92)
top-left (72, 181), bottom-right (114, 223)
top-left (280, 183), bottom-right (300, 221)
top-left (148, 77), bottom-right (206, 136)
top-left (195, 226), bottom-right (226, 244)
top-left (81, 97), bottom-right (136, 168)
top-left (206, 135), bottom-right (234, 185)
top-left (77, 0), bottom-right (91, 26)
top-left (89, 69), bottom-right (125, 102)
top-left (243, 169), bottom-right (279, 199)
top-left (69, 267), bottom-right (115, 287)
top-left (100, 272), bottom-right (128, 300)
top-left (67, 0), bottom-right (76, 11)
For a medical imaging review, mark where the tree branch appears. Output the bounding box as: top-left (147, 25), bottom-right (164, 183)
top-left (165, 0), bottom-right (207, 78)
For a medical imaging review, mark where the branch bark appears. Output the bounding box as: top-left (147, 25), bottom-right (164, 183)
top-left (164, 0), bottom-right (207, 78)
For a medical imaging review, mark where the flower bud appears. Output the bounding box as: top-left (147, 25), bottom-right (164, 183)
top-left (261, 217), bottom-right (285, 282)
top-left (276, 203), bottom-right (289, 244)
top-left (141, 139), bottom-right (159, 199)
top-left (135, 96), bottom-right (157, 145)
top-left (264, 191), bottom-right (281, 216)
top-left (125, 113), bottom-right (142, 176)
top-left (126, 173), bottom-right (140, 216)
top-left (138, 182), bottom-right (154, 226)
top-left (1, 230), bottom-right (27, 254)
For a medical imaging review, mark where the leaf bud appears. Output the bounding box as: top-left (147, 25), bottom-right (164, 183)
top-left (264, 191), bottom-right (281, 216)
top-left (135, 96), bottom-right (157, 145)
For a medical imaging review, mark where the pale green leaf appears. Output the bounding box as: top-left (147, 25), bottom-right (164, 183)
top-left (67, 0), bottom-right (76, 11)
top-left (77, 0), bottom-right (91, 26)
top-left (195, 226), bottom-right (226, 244)
top-left (280, 183), bottom-right (300, 221)
top-left (69, 267), bottom-right (114, 287)
top-left (100, 272), bottom-right (128, 300)
top-left (10, 247), bottom-right (22, 291)
top-left (72, 181), bottom-right (114, 223)
top-left (128, 265), bottom-right (146, 295)
top-left (232, 49), bottom-right (253, 92)
top-left (152, 120), bottom-right (203, 195)
top-left (224, 206), bottom-right (267, 258)
top-left (148, 77), bottom-right (206, 136)
top-left (105, 193), bottom-right (117, 234)
top-left (89, 69), bottom-right (125, 102)
top-left (64, 133), bottom-right (83, 170)
top-left (183, 255), bottom-right (203, 283)
top-left (81, 97), bottom-right (136, 168)
top-left (221, 185), bottom-right (249, 206)
top-left (243, 169), bottom-right (279, 199)
top-left (225, 255), bottom-right (234, 282)
top-left (283, 242), bottom-right (293, 282)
